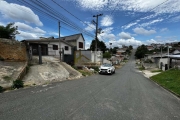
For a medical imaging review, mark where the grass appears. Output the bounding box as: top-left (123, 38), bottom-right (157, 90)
top-left (3, 76), bottom-right (11, 81)
top-left (150, 68), bottom-right (180, 96)
top-left (139, 66), bottom-right (145, 70)
top-left (78, 70), bottom-right (94, 76)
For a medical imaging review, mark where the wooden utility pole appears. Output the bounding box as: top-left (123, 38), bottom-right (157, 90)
top-left (58, 21), bottom-right (61, 61)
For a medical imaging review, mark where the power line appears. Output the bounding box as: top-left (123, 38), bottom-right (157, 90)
top-left (52, 0), bottom-right (95, 31)
top-left (31, 0), bottom-right (94, 37)
top-left (16, 0), bottom-right (94, 38)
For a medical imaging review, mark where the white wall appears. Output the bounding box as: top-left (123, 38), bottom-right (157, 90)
top-left (46, 42), bottom-right (72, 55)
top-left (76, 35), bottom-right (85, 50)
top-left (159, 58), bottom-right (168, 71)
top-left (91, 51), bottom-right (103, 63)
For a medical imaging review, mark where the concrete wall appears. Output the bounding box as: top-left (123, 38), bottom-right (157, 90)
top-left (47, 42), bottom-right (72, 55)
top-left (0, 39), bottom-right (27, 61)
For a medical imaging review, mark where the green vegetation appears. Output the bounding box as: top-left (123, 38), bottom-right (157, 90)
top-left (3, 76), bottom-right (11, 81)
top-left (150, 69), bottom-right (180, 96)
top-left (78, 70), bottom-right (94, 76)
top-left (26, 63), bottom-right (33, 73)
top-left (0, 86), bottom-right (3, 93)
top-left (103, 52), bottom-right (111, 59)
top-left (139, 66), bottom-right (145, 70)
top-left (0, 23), bottom-right (18, 39)
top-left (12, 79), bottom-right (24, 89)
top-left (135, 44), bottom-right (148, 59)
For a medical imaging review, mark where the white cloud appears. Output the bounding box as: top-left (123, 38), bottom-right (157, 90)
top-left (84, 21), bottom-right (95, 32)
top-left (12, 22), bottom-right (46, 40)
top-left (75, 0), bottom-right (180, 14)
top-left (160, 28), bottom-right (168, 32)
top-left (122, 22), bottom-right (137, 30)
top-left (0, 21), bottom-right (5, 26)
top-left (14, 22), bottom-right (45, 34)
top-left (140, 18), bottom-right (163, 27)
top-left (75, 0), bottom-right (109, 10)
top-left (0, 1), bottom-right (43, 26)
top-left (107, 37), bottom-right (142, 48)
top-left (119, 32), bottom-right (132, 39)
top-left (85, 41), bottom-right (91, 49)
top-left (101, 15), bottom-right (113, 27)
top-left (133, 27), bottom-right (156, 35)
top-left (16, 30), bottom-right (40, 40)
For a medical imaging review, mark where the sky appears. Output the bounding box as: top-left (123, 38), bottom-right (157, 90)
top-left (0, 0), bottom-right (180, 49)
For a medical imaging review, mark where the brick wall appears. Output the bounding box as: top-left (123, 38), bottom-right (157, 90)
top-left (0, 39), bottom-right (27, 61)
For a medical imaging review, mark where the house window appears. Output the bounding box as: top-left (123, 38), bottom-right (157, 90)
top-left (79, 42), bottom-right (83, 48)
top-left (65, 46), bottom-right (69, 51)
top-left (53, 45), bottom-right (58, 50)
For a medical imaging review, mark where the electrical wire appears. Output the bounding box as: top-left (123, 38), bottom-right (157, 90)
top-left (16, 0), bottom-right (95, 38)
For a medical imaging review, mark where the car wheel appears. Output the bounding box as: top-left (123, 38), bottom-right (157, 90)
top-left (114, 70), bottom-right (115, 74)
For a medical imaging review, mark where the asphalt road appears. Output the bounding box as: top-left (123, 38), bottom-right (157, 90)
top-left (1, 52), bottom-right (180, 120)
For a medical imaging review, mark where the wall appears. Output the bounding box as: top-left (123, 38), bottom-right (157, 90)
top-left (47, 42), bottom-right (72, 55)
top-left (77, 35), bottom-right (85, 50)
top-left (0, 39), bottom-right (27, 61)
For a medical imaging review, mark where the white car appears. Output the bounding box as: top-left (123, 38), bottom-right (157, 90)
top-left (99, 63), bottom-right (115, 75)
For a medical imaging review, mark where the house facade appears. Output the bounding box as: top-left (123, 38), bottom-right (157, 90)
top-left (61, 33), bottom-right (85, 50)
top-left (22, 33), bottom-right (85, 65)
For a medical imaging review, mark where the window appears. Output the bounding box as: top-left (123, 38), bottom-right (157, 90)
top-left (79, 42), bottom-right (83, 48)
top-left (53, 45), bottom-right (58, 50)
top-left (65, 46), bottom-right (69, 51)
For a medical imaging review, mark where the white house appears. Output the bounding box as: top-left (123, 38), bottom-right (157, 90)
top-left (61, 33), bottom-right (85, 50)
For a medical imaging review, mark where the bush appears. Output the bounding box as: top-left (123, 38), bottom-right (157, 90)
top-left (144, 59), bottom-right (153, 63)
top-left (90, 66), bottom-right (99, 72)
top-left (12, 80), bottom-right (24, 89)
top-left (0, 86), bottom-right (3, 93)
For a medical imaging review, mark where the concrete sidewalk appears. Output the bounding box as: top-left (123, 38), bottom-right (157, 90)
top-left (142, 70), bottom-right (161, 78)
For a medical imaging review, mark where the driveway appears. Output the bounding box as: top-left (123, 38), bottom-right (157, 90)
top-left (0, 51), bottom-right (180, 120)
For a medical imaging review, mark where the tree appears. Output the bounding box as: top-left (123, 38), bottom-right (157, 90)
top-left (112, 47), bottom-right (119, 54)
top-left (89, 39), bottom-right (107, 53)
top-left (0, 23), bottom-right (18, 39)
top-left (129, 45), bottom-right (133, 50)
top-left (103, 52), bottom-right (111, 59)
top-left (135, 44), bottom-right (148, 59)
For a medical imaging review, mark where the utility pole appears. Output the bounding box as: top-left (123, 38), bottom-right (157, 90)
top-left (58, 21), bottom-right (61, 61)
top-left (168, 45), bottom-right (169, 70)
top-left (93, 14), bottom-right (103, 63)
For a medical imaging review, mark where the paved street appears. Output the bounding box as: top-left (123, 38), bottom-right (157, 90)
top-left (1, 53), bottom-right (180, 120)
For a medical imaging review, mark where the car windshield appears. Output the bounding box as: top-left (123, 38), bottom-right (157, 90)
top-left (102, 64), bottom-right (112, 67)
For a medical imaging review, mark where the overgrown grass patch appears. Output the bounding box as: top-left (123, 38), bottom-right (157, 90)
top-left (150, 69), bottom-right (180, 96)
top-left (139, 66), bottom-right (145, 70)
top-left (12, 79), bottom-right (24, 89)
top-left (78, 70), bottom-right (94, 76)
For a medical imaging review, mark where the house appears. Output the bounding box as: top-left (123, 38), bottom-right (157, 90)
top-left (146, 45), bottom-right (154, 51)
top-left (22, 33), bottom-right (85, 65)
top-left (116, 48), bottom-right (126, 56)
top-left (60, 33), bottom-right (85, 50)
top-left (172, 47), bottom-right (180, 55)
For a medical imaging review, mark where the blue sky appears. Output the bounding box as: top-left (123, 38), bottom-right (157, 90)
top-left (0, 0), bottom-right (180, 49)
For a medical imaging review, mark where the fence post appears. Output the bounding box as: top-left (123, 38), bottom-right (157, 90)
top-left (38, 45), bottom-right (42, 64)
